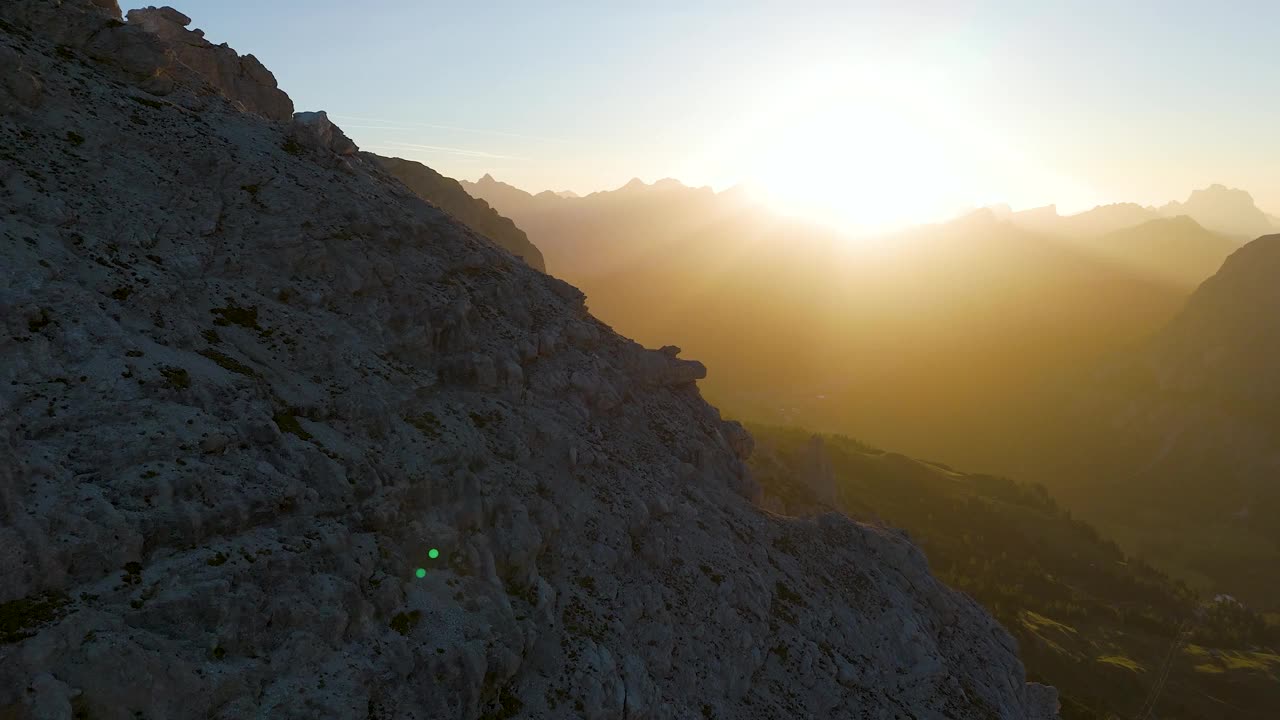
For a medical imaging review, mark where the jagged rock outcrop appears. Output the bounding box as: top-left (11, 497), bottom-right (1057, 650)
top-left (0, 3), bottom-right (1057, 719)
top-left (0, 44), bottom-right (43, 112)
top-left (290, 110), bottom-right (358, 156)
top-left (125, 6), bottom-right (293, 122)
top-left (370, 154), bottom-right (546, 271)
top-left (1158, 184), bottom-right (1278, 239)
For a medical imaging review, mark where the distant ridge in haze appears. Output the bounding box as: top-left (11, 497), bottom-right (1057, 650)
top-left (461, 174), bottom-right (757, 277)
top-left (1010, 202), bottom-right (1159, 238)
top-left (465, 174), bottom-right (1188, 472)
top-left (1026, 233), bottom-right (1280, 605)
top-left (1079, 216), bottom-right (1240, 289)
top-left (1158, 184), bottom-right (1277, 239)
top-left (1003, 184), bottom-right (1277, 240)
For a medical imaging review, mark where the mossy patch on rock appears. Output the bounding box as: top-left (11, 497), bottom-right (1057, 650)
top-left (1, 592), bottom-right (70, 645)
top-left (390, 610), bottom-right (421, 636)
top-left (273, 412), bottom-right (312, 440)
top-left (210, 303), bottom-right (261, 330)
top-left (406, 411), bottom-right (442, 438)
top-left (160, 365), bottom-right (190, 389)
top-left (200, 349), bottom-right (256, 377)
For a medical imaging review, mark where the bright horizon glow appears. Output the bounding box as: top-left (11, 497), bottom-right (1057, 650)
top-left (120, 1), bottom-right (1280, 234)
top-left (736, 62), bottom-right (975, 233)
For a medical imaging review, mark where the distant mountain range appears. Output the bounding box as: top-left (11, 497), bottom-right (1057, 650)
top-left (461, 174), bottom-right (760, 277)
top-left (462, 174), bottom-right (1209, 466)
top-left (1076, 216), bottom-right (1240, 289)
top-left (459, 174), bottom-right (1280, 608)
top-left (998, 184), bottom-right (1277, 240)
top-left (452, 170), bottom-right (1280, 603)
top-left (1160, 184), bottom-right (1278, 239)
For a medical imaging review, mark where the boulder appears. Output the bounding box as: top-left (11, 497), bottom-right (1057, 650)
top-left (289, 111), bottom-right (359, 156)
top-left (126, 6), bottom-right (294, 122)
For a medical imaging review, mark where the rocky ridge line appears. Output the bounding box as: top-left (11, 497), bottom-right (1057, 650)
top-left (0, 2), bottom-right (1057, 719)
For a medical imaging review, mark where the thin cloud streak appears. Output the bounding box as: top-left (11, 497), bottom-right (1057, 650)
top-left (364, 142), bottom-right (525, 161)
top-left (337, 124), bottom-right (424, 131)
top-left (331, 114), bottom-right (566, 144)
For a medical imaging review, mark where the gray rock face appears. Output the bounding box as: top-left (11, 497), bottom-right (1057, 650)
top-left (0, 44), bottom-right (43, 112)
top-left (0, 3), bottom-right (1057, 719)
top-left (370, 153), bottom-right (547, 272)
top-left (290, 110), bottom-right (358, 156)
top-left (126, 5), bottom-right (294, 122)
top-left (801, 435), bottom-right (838, 508)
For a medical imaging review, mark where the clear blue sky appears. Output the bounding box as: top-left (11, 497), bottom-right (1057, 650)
top-left (124, 1), bottom-right (1280, 225)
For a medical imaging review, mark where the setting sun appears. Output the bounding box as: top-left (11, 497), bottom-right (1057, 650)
top-left (742, 64), bottom-right (967, 233)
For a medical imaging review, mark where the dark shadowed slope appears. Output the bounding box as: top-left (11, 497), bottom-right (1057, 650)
top-left (1019, 234), bottom-right (1280, 608)
top-left (370, 154), bottom-right (545, 271)
top-left (750, 426), bottom-right (1280, 720)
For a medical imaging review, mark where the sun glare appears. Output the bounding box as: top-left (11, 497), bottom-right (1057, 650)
top-left (729, 63), bottom-right (1000, 236)
top-left (756, 106), bottom-right (957, 233)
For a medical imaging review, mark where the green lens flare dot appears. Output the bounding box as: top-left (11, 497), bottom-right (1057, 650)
top-left (428, 548), bottom-right (440, 559)
top-left (415, 568), bottom-right (426, 579)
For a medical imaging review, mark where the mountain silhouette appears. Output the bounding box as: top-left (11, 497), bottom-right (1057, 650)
top-left (1077, 216), bottom-right (1240, 289)
top-left (1010, 202), bottom-right (1160, 237)
top-left (369, 154), bottom-right (545, 270)
top-left (1021, 234), bottom-right (1280, 605)
top-left (1005, 185), bottom-right (1277, 241)
top-left (1159, 184), bottom-right (1278, 238)
top-left (467, 177), bottom-right (1188, 470)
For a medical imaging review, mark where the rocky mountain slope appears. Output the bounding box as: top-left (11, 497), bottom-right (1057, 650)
top-left (369, 155), bottom-right (545, 271)
top-left (0, 2), bottom-right (1056, 718)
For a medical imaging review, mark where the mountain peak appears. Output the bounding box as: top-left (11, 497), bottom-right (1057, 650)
top-left (1185, 183), bottom-right (1256, 204)
top-left (1160, 184), bottom-right (1274, 238)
